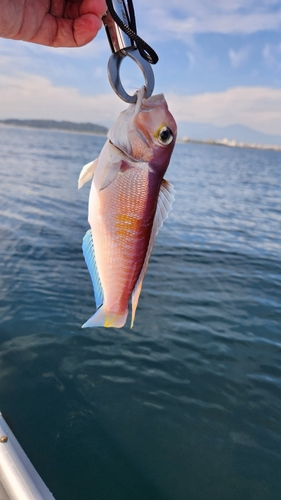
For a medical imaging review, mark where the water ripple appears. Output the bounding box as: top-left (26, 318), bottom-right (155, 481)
top-left (1, 127), bottom-right (281, 499)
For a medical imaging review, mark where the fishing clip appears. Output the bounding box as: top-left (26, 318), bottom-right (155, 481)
top-left (102, 0), bottom-right (158, 103)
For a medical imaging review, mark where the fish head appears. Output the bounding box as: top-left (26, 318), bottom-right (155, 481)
top-left (108, 87), bottom-right (177, 173)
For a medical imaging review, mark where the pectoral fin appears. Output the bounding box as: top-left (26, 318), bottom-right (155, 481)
top-left (98, 159), bottom-right (123, 191)
top-left (78, 158), bottom-right (98, 189)
top-left (131, 179), bottom-right (175, 328)
top-left (94, 140), bottom-right (125, 191)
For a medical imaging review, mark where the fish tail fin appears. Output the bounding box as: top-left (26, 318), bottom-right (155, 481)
top-left (82, 306), bottom-right (128, 329)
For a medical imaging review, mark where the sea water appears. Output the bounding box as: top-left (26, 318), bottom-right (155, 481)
top-left (0, 125), bottom-right (281, 500)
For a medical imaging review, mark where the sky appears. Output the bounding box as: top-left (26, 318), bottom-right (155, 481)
top-left (1, 0), bottom-right (281, 141)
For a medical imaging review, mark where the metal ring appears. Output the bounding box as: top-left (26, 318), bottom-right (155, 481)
top-left (107, 48), bottom-right (155, 103)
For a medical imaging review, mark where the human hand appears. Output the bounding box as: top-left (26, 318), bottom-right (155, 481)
top-left (0, 0), bottom-right (107, 47)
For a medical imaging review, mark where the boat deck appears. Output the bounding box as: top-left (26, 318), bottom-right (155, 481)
top-left (0, 413), bottom-right (55, 500)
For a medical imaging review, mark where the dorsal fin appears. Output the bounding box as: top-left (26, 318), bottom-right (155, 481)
top-left (130, 179), bottom-right (175, 328)
top-left (82, 230), bottom-right (103, 309)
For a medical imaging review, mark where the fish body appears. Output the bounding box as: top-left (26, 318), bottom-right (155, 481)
top-left (79, 87), bottom-right (177, 328)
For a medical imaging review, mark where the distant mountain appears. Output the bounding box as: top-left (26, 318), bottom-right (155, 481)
top-left (0, 119), bottom-right (108, 135)
top-left (179, 122), bottom-right (281, 146)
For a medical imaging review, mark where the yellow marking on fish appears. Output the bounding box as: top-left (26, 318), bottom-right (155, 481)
top-left (154, 123), bottom-right (166, 139)
top-left (116, 214), bottom-right (141, 238)
top-left (104, 313), bottom-right (119, 328)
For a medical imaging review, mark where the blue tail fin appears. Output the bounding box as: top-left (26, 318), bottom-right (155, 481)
top-left (82, 229), bottom-right (103, 309)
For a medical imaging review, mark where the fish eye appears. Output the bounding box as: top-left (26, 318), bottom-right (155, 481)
top-left (158, 127), bottom-right (174, 146)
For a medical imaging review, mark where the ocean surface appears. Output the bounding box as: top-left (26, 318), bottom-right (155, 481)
top-left (0, 125), bottom-right (281, 500)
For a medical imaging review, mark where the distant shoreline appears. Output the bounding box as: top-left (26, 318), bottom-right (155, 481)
top-left (178, 137), bottom-right (281, 152)
top-left (1, 119), bottom-right (280, 151)
top-left (0, 119), bottom-right (108, 136)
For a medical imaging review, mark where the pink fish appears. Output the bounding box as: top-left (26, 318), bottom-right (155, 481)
top-left (78, 87), bottom-right (177, 328)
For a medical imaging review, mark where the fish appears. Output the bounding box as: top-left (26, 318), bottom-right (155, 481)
top-left (78, 86), bottom-right (177, 328)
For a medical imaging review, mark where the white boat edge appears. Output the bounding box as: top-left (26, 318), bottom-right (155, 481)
top-left (0, 412), bottom-right (55, 500)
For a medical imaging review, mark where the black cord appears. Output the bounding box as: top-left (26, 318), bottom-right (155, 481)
top-left (127, 0), bottom-right (137, 34)
top-left (105, 0), bottom-right (159, 65)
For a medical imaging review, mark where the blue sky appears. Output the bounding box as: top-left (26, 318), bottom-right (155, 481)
top-left (0, 0), bottom-right (281, 140)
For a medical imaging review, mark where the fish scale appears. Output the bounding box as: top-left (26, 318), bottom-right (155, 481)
top-left (93, 167), bottom-right (154, 313)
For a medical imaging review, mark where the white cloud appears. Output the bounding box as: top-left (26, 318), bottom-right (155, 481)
top-left (139, 0), bottom-right (281, 37)
top-left (148, 10), bottom-right (281, 37)
top-left (27, 36), bottom-right (108, 59)
top-left (0, 35), bottom-right (108, 64)
top-left (0, 74), bottom-right (124, 125)
top-left (0, 73), bottom-right (280, 137)
top-left (0, 38), bottom-right (110, 100)
top-left (167, 87), bottom-right (281, 136)
top-left (229, 46), bottom-right (251, 68)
